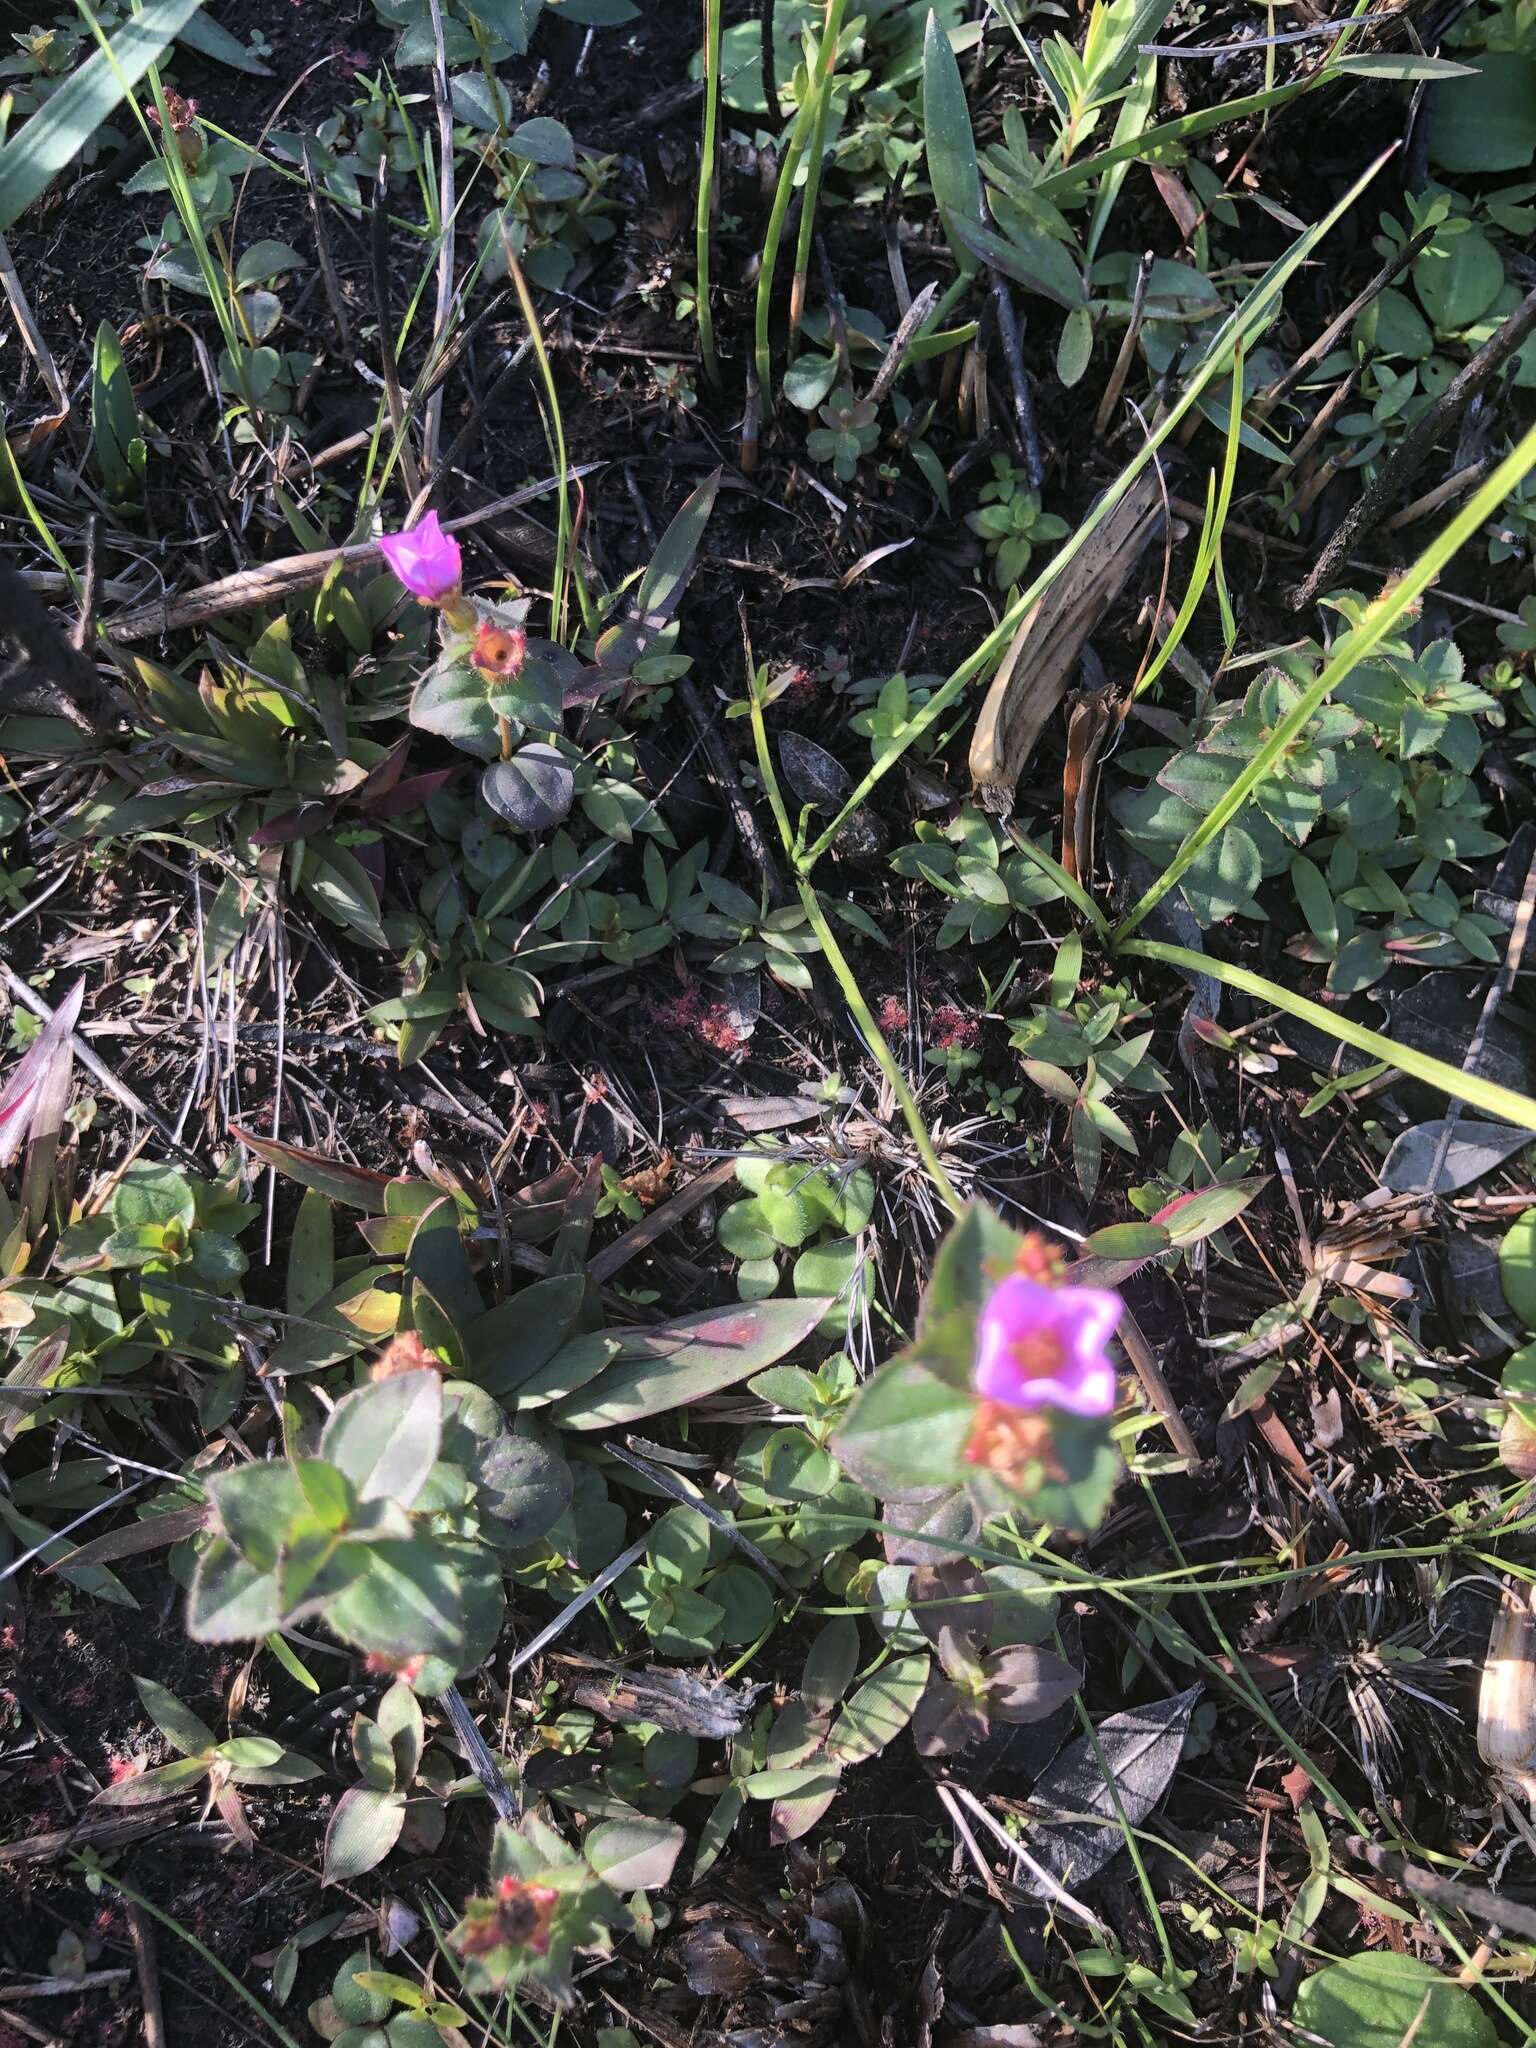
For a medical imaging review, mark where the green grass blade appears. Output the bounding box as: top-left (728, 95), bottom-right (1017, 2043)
top-left (696, 0), bottom-right (723, 382)
top-left (1119, 939), bottom-right (1536, 1135)
top-left (923, 8), bottom-right (983, 279)
top-left (1112, 416), bottom-right (1536, 941)
top-left (1129, 344), bottom-right (1243, 701)
top-left (1002, 821), bottom-right (1109, 937)
top-left (0, 0), bottom-right (209, 230)
top-left (797, 144), bottom-right (1395, 874)
top-left (789, 0), bottom-right (850, 331)
top-left (1034, 74), bottom-right (1325, 203)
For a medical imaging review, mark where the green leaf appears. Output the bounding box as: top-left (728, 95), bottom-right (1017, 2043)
top-left (265, 1269), bottom-right (401, 1375)
top-left (132, 1674), bottom-right (215, 1757)
top-left (175, 10), bottom-right (271, 72)
top-left (325, 1539), bottom-right (464, 1662)
top-left (828, 1653), bottom-right (929, 1763)
top-left (320, 1370), bottom-right (443, 1508)
top-left (832, 1358), bottom-right (975, 1496)
top-left (287, 1187), bottom-right (335, 1316)
top-left (637, 471), bottom-right (720, 623)
top-left (923, 10), bottom-right (983, 278)
top-left (186, 1537), bottom-right (282, 1641)
top-left (465, 1275), bottom-right (587, 1398)
top-left (802, 1616), bottom-right (861, 1714)
top-left (90, 321), bottom-right (146, 500)
top-left (0, 0), bottom-right (211, 229)
top-left (1151, 1178), bottom-right (1265, 1246)
top-left (952, 216), bottom-right (1086, 310)
top-left (1429, 54), bottom-right (1536, 174)
top-left (1057, 304), bottom-right (1095, 388)
top-left (507, 117), bottom-right (575, 167)
top-left (1294, 1953), bottom-right (1496, 2048)
top-left (554, 1298), bottom-right (830, 1430)
top-left (323, 1785), bottom-right (407, 1885)
top-left (1413, 228), bottom-right (1503, 331)
top-left (206, 1460), bottom-right (304, 1570)
top-left (583, 1814), bottom-right (684, 1890)
top-left (1500, 1211), bottom-right (1536, 1331)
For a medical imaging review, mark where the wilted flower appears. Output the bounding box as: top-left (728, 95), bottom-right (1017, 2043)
top-left (379, 511), bottom-right (462, 605)
top-left (472, 619), bottom-right (527, 677)
top-left (454, 1876), bottom-right (558, 1959)
top-left (972, 1272), bottom-right (1121, 1418)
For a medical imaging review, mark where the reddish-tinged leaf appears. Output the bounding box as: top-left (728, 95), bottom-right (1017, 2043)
top-left (1151, 1177), bottom-right (1266, 1246)
top-left (0, 979), bottom-right (83, 1166)
top-left (248, 802), bottom-right (334, 846)
top-left (230, 1126), bottom-right (398, 1211)
top-left (366, 770), bottom-right (454, 819)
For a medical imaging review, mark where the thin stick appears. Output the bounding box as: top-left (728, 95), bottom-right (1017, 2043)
top-left (1253, 226), bottom-right (1434, 418)
top-left (989, 273), bottom-right (1044, 488)
top-left (1094, 250), bottom-right (1152, 438)
top-left (306, 160), bottom-right (354, 356)
top-left (1422, 843), bottom-right (1536, 1196)
top-left (370, 160), bottom-right (422, 501)
top-left (0, 231), bottom-right (69, 425)
top-left (867, 281), bottom-right (939, 407)
top-left (420, 0), bottom-right (458, 474)
top-left (1117, 1303), bottom-right (1201, 1469)
top-left (125, 1897), bottom-right (168, 2048)
top-left (103, 466), bottom-right (600, 642)
top-left (1292, 283), bottom-right (1536, 604)
top-left (1380, 452), bottom-right (1499, 533)
top-left (438, 1684), bottom-right (520, 1823)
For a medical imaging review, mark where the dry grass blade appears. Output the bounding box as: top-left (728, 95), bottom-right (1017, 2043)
top-left (969, 471), bottom-right (1165, 810)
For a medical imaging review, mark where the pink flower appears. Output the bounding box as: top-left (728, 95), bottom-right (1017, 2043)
top-left (379, 512), bottom-right (462, 603)
top-left (972, 1273), bottom-right (1120, 1418)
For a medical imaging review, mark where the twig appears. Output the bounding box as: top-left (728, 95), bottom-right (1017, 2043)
top-left (1292, 282), bottom-right (1536, 604)
top-left (507, 1533), bottom-right (651, 1682)
top-left (760, 0), bottom-right (781, 124)
top-left (1161, 493), bottom-right (1529, 625)
top-left (867, 281), bottom-right (940, 408)
top-left (1422, 843), bottom-right (1536, 1196)
top-left (103, 466), bottom-right (601, 641)
top-left (1345, 1835), bottom-right (1536, 1943)
top-left (1117, 1303), bottom-right (1201, 1470)
top-left (125, 1897), bottom-right (167, 2048)
top-left (605, 1440), bottom-right (792, 1591)
top-left (305, 160), bottom-right (354, 356)
top-left (678, 661), bottom-right (789, 910)
top-left (0, 231), bottom-right (69, 429)
top-left (587, 1157), bottom-right (737, 1284)
top-left (370, 160), bottom-right (422, 501)
top-left (1254, 226), bottom-right (1435, 418)
top-left (74, 516), bottom-right (101, 656)
top-left (0, 1972), bottom-right (133, 2000)
top-left (1265, 364), bottom-right (1360, 491)
top-left (988, 273), bottom-right (1044, 489)
top-left (1094, 250), bottom-right (1152, 438)
top-left (438, 1684), bottom-right (520, 1824)
top-left (420, 0), bottom-right (459, 475)
top-left (1381, 451), bottom-right (1499, 533)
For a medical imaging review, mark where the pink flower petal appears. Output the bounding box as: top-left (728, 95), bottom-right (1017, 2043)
top-left (379, 510), bottom-right (462, 602)
top-left (972, 1271), bottom-right (1121, 1419)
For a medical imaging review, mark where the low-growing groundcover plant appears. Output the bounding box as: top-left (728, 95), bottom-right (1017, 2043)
top-left (7, 0), bottom-right (1536, 2037)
